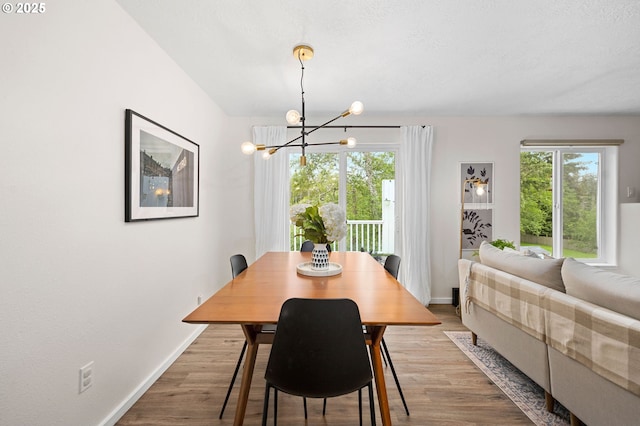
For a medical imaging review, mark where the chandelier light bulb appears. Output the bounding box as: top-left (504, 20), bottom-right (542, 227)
top-left (286, 109), bottom-right (301, 125)
top-left (349, 101), bottom-right (364, 115)
top-left (475, 185), bottom-right (486, 196)
top-left (241, 141), bottom-right (256, 155)
top-left (262, 151), bottom-right (272, 160)
top-left (347, 137), bottom-right (357, 148)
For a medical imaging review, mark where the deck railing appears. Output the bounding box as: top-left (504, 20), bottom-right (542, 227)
top-left (290, 220), bottom-right (386, 254)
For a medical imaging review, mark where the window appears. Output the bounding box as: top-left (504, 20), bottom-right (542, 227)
top-left (289, 148), bottom-right (396, 253)
top-left (520, 144), bottom-right (618, 264)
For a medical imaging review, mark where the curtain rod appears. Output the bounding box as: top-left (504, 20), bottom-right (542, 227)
top-left (286, 125), bottom-right (427, 129)
top-left (287, 125), bottom-right (402, 129)
top-left (521, 139), bottom-right (624, 146)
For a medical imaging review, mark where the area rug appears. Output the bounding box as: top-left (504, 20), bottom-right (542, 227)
top-left (444, 331), bottom-right (570, 426)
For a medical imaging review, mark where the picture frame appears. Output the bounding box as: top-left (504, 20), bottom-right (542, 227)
top-left (125, 109), bottom-right (199, 222)
top-left (461, 208), bottom-right (493, 250)
top-left (460, 162), bottom-right (493, 204)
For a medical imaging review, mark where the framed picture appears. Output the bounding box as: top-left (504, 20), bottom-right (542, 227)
top-left (460, 162), bottom-right (493, 204)
top-left (125, 109), bottom-right (199, 222)
top-left (461, 209), bottom-right (493, 250)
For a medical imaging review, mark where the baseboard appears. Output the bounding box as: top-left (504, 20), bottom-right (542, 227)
top-left (99, 324), bottom-right (208, 426)
top-left (430, 297), bottom-right (453, 305)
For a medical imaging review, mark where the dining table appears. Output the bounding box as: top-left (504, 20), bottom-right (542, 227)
top-left (182, 251), bottom-right (441, 425)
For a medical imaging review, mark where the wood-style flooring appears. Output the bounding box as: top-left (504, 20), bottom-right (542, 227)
top-left (116, 305), bottom-right (533, 425)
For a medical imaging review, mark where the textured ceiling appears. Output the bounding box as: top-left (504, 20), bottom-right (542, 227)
top-left (116, 0), bottom-right (640, 117)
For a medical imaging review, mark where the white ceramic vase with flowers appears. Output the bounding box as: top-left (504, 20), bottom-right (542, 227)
top-left (290, 203), bottom-right (347, 270)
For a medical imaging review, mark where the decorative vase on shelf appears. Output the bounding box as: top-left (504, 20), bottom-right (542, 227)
top-left (311, 243), bottom-right (330, 270)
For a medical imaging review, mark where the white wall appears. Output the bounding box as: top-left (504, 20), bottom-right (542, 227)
top-left (0, 1), bottom-right (253, 425)
top-left (620, 203), bottom-right (640, 277)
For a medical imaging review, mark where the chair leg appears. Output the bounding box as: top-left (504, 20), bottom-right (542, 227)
top-left (322, 397), bottom-right (327, 415)
top-left (368, 382), bottom-right (376, 426)
top-left (381, 345), bottom-right (389, 367)
top-left (262, 383), bottom-right (271, 426)
top-left (273, 389), bottom-right (278, 426)
top-left (358, 388), bottom-right (363, 426)
top-left (303, 397), bottom-right (308, 419)
top-left (219, 340), bottom-right (248, 419)
top-left (381, 337), bottom-right (410, 416)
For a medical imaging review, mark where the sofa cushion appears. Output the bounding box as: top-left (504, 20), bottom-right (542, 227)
top-left (479, 241), bottom-right (565, 292)
top-left (503, 246), bottom-right (543, 258)
top-left (562, 257), bottom-right (640, 321)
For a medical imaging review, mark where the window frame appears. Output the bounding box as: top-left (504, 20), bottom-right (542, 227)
top-left (521, 145), bottom-right (618, 265)
top-left (289, 143), bottom-right (399, 252)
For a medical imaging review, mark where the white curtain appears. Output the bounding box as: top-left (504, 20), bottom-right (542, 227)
top-left (253, 126), bottom-right (289, 257)
top-left (398, 126), bottom-right (433, 305)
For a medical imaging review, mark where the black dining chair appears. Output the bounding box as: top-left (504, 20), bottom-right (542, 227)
top-left (230, 253), bottom-right (248, 278)
top-left (219, 254), bottom-right (250, 418)
top-left (322, 254), bottom-right (410, 417)
top-left (300, 240), bottom-right (314, 252)
top-left (220, 255), bottom-right (306, 419)
top-left (383, 254), bottom-right (401, 280)
top-left (378, 254), bottom-right (410, 416)
top-left (300, 240), bottom-right (332, 252)
top-left (262, 298), bottom-right (376, 426)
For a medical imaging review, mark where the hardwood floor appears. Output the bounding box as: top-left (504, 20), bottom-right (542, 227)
top-left (116, 305), bottom-right (533, 425)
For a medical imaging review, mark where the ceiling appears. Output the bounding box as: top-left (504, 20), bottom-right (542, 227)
top-left (116, 0), bottom-right (640, 117)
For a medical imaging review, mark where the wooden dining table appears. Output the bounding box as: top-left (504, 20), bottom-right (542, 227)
top-left (183, 251), bottom-right (441, 425)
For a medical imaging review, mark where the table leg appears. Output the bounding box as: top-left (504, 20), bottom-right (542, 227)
top-left (369, 325), bottom-right (392, 426)
top-left (233, 325), bottom-right (259, 426)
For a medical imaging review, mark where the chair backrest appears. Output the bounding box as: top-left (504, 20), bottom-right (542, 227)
top-left (230, 254), bottom-right (248, 278)
top-left (265, 298), bottom-right (372, 398)
top-left (384, 254), bottom-right (401, 280)
top-left (300, 240), bottom-right (332, 252)
top-left (300, 240), bottom-right (314, 252)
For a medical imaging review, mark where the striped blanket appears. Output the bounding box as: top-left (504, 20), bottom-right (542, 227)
top-left (461, 260), bottom-right (549, 341)
top-left (545, 290), bottom-right (640, 397)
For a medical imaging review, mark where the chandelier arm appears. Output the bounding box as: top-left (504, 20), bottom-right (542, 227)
top-left (304, 113), bottom-right (347, 137)
top-left (265, 143), bottom-right (304, 149)
top-left (299, 141), bottom-right (345, 147)
top-left (280, 134), bottom-right (304, 147)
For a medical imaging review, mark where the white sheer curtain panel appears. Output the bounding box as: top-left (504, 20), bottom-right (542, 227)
top-left (253, 126), bottom-right (289, 257)
top-left (398, 125), bottom-right (433, 305)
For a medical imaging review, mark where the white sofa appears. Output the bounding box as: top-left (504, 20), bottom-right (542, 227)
top-left (458, 242), bottom-right (640, 426)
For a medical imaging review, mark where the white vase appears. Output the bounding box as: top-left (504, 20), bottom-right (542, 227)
top-left (311, 243), bottom-right (330, 270)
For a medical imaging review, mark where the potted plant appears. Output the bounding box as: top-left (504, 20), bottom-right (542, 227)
top-left (472, 238), bottom-right (516, 257)
top-left (488, 238), bottom-right (516, 250)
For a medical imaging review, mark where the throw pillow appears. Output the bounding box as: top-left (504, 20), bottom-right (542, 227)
top-left (479, 241), bottom-right (565, 292)
top-left (562, 257), bottom-right (640, 321)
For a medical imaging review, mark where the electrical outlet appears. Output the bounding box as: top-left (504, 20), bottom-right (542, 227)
top-left (79, 361), bottom-right (94, 393)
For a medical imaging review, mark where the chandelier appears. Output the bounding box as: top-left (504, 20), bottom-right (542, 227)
top-left (241, 44), bottom-right (364, 166)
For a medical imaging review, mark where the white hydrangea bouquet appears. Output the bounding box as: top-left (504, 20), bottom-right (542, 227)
top-left (290, 203), bottom-right (347, 244)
